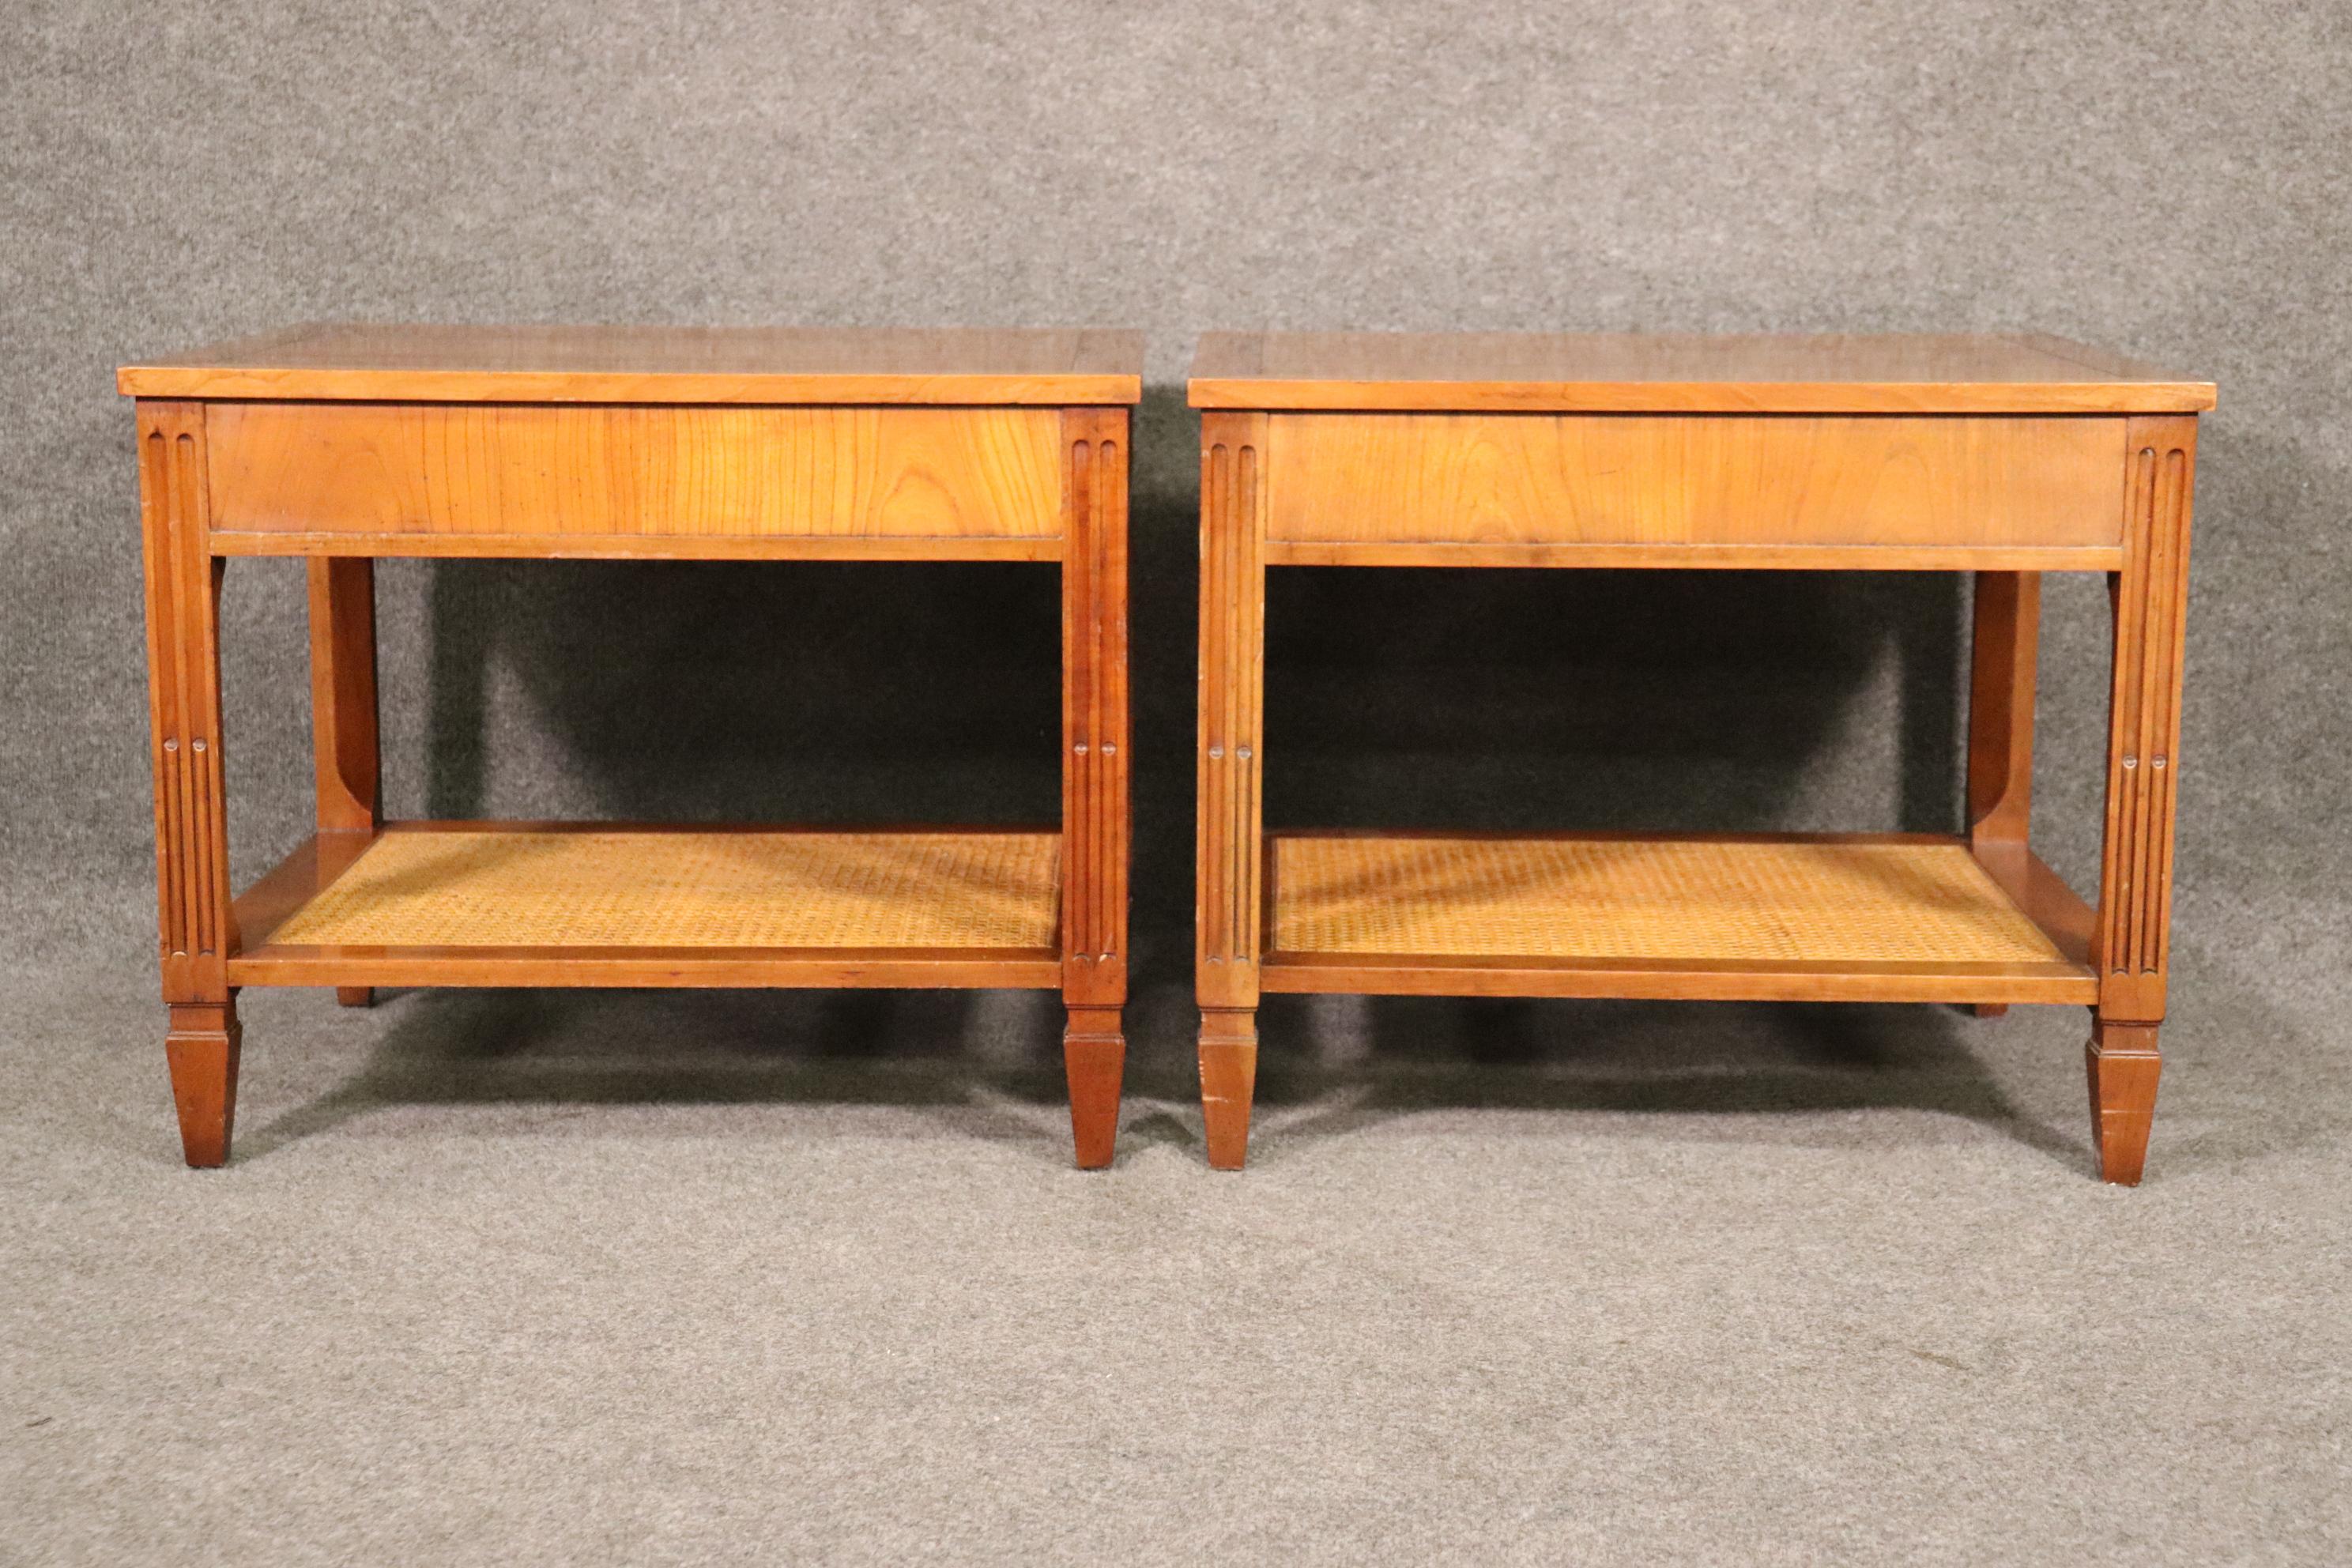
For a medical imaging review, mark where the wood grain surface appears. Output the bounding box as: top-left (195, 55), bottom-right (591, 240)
top-left (229, 824), bottom-right (1065, 991)
top-left (204, 401), bottom-right (1066, 545)
top-left (122, 323), bottom-right (1144, 405)
top-left (1059, 406), bottom-right (1132, 1168)
top-left (1190, 331), bottom-right (2213, 413)
top-left (1257, 829), bottom-right (2097, 1004)
top-left (1263, 413), bottom-right (2128, 554)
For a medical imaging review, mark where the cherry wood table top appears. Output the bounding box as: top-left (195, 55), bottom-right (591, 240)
top-left (119, 323), bottom-right (1146, 405)
top-left (1189, 331), bottom-right (2214, 414)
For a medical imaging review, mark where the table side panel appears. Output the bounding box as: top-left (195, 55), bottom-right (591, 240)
top-left (1265, 413), bottom-right (2128, 552)
top-left (204, 402), bottom-right (1066, 543)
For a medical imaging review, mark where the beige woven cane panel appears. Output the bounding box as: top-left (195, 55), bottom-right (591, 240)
top-left (1272, 836), bottom-right (2063, 964)
top-left (269, 831), bottom-right (1061, 949)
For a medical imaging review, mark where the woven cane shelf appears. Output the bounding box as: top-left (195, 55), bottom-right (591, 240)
top-left (1260, 831), bottom-right (2099, 1004)
top-left (228, 823), bottom-right (1065, 989)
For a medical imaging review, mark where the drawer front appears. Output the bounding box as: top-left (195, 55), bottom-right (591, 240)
top-left (1265, 413), bottom-right (2127, 551)
top-left (204, 402), bottom-right (1065, 542)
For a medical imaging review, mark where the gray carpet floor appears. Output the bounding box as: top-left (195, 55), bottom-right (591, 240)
top-left (6, 926), bottom-right (2348, 1566)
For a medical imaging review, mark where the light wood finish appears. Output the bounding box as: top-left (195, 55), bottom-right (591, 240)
top-left (209, 531), bottom-right (1062, 563)
top-left (1060, 408), bottom-right (1131, 1167)
top-left (1272, 832), bottom-right (2072, 965)
top-left (308, 557), bottom-right (379, 1008)
top-left (1063, 1007), bottom-right (1125, 1171)
top-left (1966, 571), bottom-right (2041, 1020)
top-left (1968, 573), bottom-right (2041, 854)
top-left (122, 323), bottom-right (1145, 405)
top-left (1197, 412), bottom-right (1268, 1168)
top-left (2087, 1020), bottom-right (2162, 1185)
top-left (1261, 831), bottom-right (2094, 1004)
top-left (1193, 331), bottom-right (2203, 1179)
top-left (205, 402), bottom-right (1064, 548)
top-left (165, 1004), bottom-right (240, 1170)
top-left (236, 946), bottom-right (1060, 991)
top-left (1264, 413), bottom-right (2125, 557)
top-left (1265, 956), bottom-right (2095, 1005)
top-left (1190, 331), bottom-right (2215, 413)
top-left (257, 825), bottom-right (1060, 950)
top-left (138, 401), bottom-right (240, 1167)
top-left (140, 403), bottom-right (236, 1001)
top-left (230, 827), bottom-right (1064, 990)
top-left (127, 326), bottom-right (1137, 1167)
top-left (2080, 416), bottom-right (2199, 1182)
top-left (2094, 416), bottom-right (2197, 1020)
top-left (1968, 840), bottom-right (2096, 970)
top-left (307, 560), bottom-right (379, 833)
top-left (1262, 541), bottom-right (2119, 572)
top-left (1198, 1008), bottom-right (1258, 1172)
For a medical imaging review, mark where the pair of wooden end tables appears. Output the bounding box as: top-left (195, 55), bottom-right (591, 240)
top-left (119, 326), bottom-right (2212, 1182)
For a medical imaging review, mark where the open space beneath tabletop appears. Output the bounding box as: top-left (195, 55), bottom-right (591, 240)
top-left (228, 823), bottom-right (1065, 989)
top-left (1259, 830), bottom-right (2098, 1004)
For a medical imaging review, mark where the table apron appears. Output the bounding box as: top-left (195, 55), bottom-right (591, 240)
top-left (200, 401), bottom-right (1069, 547)
top-left (1262, 413), bottom-right (2130, 558)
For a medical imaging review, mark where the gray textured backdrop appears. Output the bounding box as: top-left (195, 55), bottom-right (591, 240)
top-left (6, 0), bottom-right (2349, 974)
top-left (6, 5), bottom-right (2352, 1559)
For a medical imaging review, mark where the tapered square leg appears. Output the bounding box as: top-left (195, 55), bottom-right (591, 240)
top-left (140, 402), bottom-right (241, 1169)
top-left (2086, 1020), bottom-right (2160, 1185)
top-left (165, 1001), bottom-right (241, 1167)
top-left (1059, 409), bottom-right (1130, 1169)
top-left (337, 987), bottom-right (374, 1008)
top-left (1063, 1007), bottom-right (1125, 1170)
top-left (1200, 1008), bottom-right (1259, 1170)
top-left (2086, 418), bottom-right (2197, 1186)
top-left (1197, 414), bottom-right (1268, 1170)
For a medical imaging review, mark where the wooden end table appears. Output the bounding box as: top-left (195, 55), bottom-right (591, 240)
top-left (121, 324), bottom-right (1140, 1168)
top-left (1189, 331), bottom-right (2213, 1181)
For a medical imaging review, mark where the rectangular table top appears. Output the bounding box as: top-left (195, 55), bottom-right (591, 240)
top-left (1189, 331), bottom-right (2213, 414)
top-left (119, 323), bottom-right (1146, 405)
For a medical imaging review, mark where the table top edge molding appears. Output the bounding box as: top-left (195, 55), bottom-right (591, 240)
top-left (1188, 378), bottom-right (2214, 414)
top-left (122, 368), bottom-right (1145, 405)
top-left (118, 323), bottom-right (1148, 405)
top-left (1186, 330), bottom-right (2212, 413)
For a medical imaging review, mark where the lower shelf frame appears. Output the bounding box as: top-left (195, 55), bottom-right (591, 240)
top-left (1257, 828), bottom-right (2100, 1006)
top-left (226, 821), bottom-right (1067, 991)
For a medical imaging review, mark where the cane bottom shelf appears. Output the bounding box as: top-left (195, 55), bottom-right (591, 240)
top-left (1260, 831), bottom-right (2098, 1004)
top-left (228, 822), bottom-right (1065, 989)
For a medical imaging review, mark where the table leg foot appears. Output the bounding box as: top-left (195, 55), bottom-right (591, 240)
top-left (2086, 1020), bottom-right (2161, 1185)
top-left (337, 987), bottom-right (374, 1008)
top-left (1973, 1003), bottom-right (2008, 1019)
top-left (1063, 1006), bottom-right (1124, 1170)
top-left (1200, 1008), bottom-right (1258, 1170)
top-left (165, 1001), bottom-right (241, 1168)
